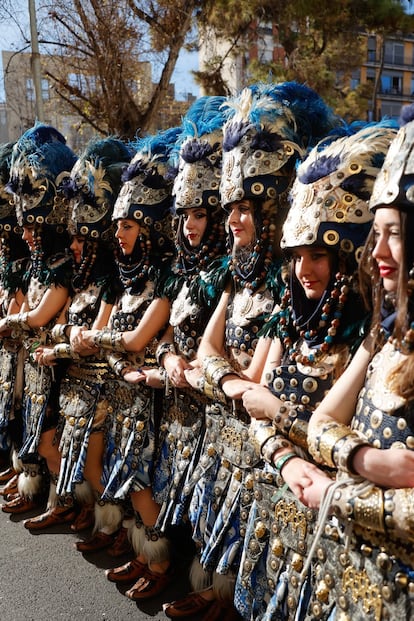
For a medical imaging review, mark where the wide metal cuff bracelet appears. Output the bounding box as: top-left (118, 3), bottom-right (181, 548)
top-left (156, 341), bottom-right (176, 367)
top-left (203, 355), bottom-right (238, 387)
top-left (308, 421), bottom-right (353, 468)
top-left (107, 352), bottom-right (131, 377)
top-left (51, 323), bottom-right (70, 344)
top-left (5, 312), bottom-right (30, 331)
top-left (93, 329), bottom-right (125, 352)
top-left (53, 343), bottom-right (78, 359)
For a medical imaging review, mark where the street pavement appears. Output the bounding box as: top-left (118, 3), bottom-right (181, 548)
top-left (0, 501), bottom-right (195, 621)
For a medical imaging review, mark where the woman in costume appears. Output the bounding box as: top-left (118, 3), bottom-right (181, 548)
top-left (22, 137), bottom-right (131, 533)
top-left (304, 103), bottom-right (414, 620)
top-left (107, 96), bottom-right (229, 590)
top-left (0, 124), bottom-right (76, 515)
top-left (73, 129), bottom-right (179, 601)
top-left (174, 82), bottom-right (340, 621)
top-left (229, 121), bottom-right (397, 621)
top-left (0, 141), bottom-right (30, 487)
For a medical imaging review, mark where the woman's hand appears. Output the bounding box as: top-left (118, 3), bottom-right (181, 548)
top-left (184, 366), bottom-right (203, 390)
top-left (164, 354), bottom-right (191, 388)
top-left (70, 327), bottom-right (98, 355)
top-left (33, 346), bottom-right (57, 367)
top-left (353, 446), bottom-right (414, 488)
top-left (243, 385), bottom-right (280, 420)
top-left (297, 464), bottom-right (333, 509)
top-left (122, 368), bottom-right (146, 384)
top-left (221, 377), bottom-right (257, 400)
top-left (143, 368), bottom-right (166, 389)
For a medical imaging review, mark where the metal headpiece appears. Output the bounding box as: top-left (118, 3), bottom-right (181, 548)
top-left (8, 124), bottom-right (77, 227)
top-left (282, 121), bottom-right (398, 266)
top-left (220, 82), bottom-right (341, 208)
top-left (67, 137), bottom-right (132, 239)
top-left (370, 103), bottom-right (414, 211)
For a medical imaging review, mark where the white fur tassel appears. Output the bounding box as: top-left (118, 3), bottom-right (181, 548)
top-left (189, 556), bottom-right (212, 592)
top-left (93, 502), bottom-right (122, 535)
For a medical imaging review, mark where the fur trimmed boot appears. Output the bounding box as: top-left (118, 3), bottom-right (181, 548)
top-left (2, 460), bottom-right (45, 514)
top-left (71, 480), bottom-right (95, 532)
top-left (23, 474), bottom-right (77, 531)
top-left (75, 496), bottom-right (123, 553)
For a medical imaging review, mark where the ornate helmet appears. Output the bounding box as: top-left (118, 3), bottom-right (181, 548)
top-left (8, 124), bottom-right (77, 228)
top-left (172, 96), bottom-right (229, 273)
top-left (0, 142), bottom-right (18, 233)
top-left (66, 137), bottom-right (132, 241)
top-left (113, 127), bottom-right (181, 258)
top-left (370, 103), bottom-right (414, 212)
top-left (173, 95), bottom-right (228, 214)
top-left (282, 121), bottom-right (398, 272)
top-left (220, 82), bottom-right (340, 210)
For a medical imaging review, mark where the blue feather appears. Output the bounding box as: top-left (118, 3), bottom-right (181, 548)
top-left (400, 103), bottom-right (414, 126)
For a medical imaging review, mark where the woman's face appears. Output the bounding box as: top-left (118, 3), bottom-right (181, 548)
top-left (227, 200), bottom-right (256, 248)
top-left (182, 207), bottom-right (208, 248)
top-left (115, 219), bottom-right (140, 256)
top-left (293, 246), bottom-right (332, 300)
top-left (22, 225), bottom-right (36, 252)
top-left (70, 235), bottom-right (85, 265)
top-left (372, 207), bottom-right (402, 293)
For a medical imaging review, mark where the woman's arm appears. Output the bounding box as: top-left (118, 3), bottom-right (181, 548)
top-left (196, 289), bottom-right (230, 360)
top-left (0, 285), bottom-right (69, 334)
top-left (308, 335), bottom-right (373, 430)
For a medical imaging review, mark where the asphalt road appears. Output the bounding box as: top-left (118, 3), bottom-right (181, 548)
top-left (0, 500), bottom-right (196, 621)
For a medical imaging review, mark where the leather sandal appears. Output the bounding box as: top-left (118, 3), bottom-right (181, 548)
top-left (106, 557), bottom-right (147, 583)
top-left (75, 530), bottom-right (115, 552)
top-left (24, 506), bottom-right (77, 530)
top-left (0, 473), bottom-right (19, 497)
top-left (70, 505), bottom-right (94, 532)
top-left (2, 495), bottom-right (40, 514)
top-left (125, 565), bottom-right (174, 600)
top-left (0, 467), bottom-right (16, 485)
top-left (163, 592), bottom-right (214, 618)
top-left (107, 526), bottom-right (132, 557)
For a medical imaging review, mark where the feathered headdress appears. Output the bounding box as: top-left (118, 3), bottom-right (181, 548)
top-left (173, 95), bottom-right (229, 214)
top-left (282, 120), bottom-right (398, 269)
top-left (171, 96), bottom-right (229, 274)
top-left (113, 126), bottom-right (181, 256)
top-left (65, 137), bottom-right (132, 240)
top-left (370, 103), bottom-right (414, 211)
top-left (0, 141), bottom-right (17, 230)
top-left (220, 81), bottom-right (340, 208)
top-left (8, 124), bottom-right (77, 228)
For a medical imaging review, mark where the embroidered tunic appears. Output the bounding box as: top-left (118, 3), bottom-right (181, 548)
top-left (306, 341), bottom-right (414, 621)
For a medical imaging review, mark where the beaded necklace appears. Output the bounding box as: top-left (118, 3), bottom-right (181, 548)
top-left (118, 236), bottom-right (151, 290)
top-left (278, 272), bottom-right (350, 365)
top-left (175, 220), bottom-right (225, 276)
top-left (72, 241), bottom-right (97, 293)
top-left (229, 218), bottom-right (275, 291)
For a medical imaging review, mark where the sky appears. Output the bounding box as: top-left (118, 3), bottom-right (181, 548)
top-left (0, 1), bottom-right (200, 102)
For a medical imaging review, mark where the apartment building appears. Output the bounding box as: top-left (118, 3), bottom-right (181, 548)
top-left (1, 50), bottom-right (193, 149)
top-left (200, 24), bottom-right (414, 120)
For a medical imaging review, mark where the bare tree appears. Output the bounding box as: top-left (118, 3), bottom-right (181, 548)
top-left (38, 0), bottom-right (199, 138)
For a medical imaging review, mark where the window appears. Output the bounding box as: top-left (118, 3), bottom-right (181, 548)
top-left (26, 78), bottom-right (35, 101)
top-left (367, 36), bottom-right (376, 63)
top-left (384, 42), bottom-right (404, 65)
top-left (41, 78), bottom-right (49, 101)
top-left (381, 73), bottom-right (403, 95)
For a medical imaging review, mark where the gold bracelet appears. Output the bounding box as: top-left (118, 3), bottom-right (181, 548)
top-left (93, 330), bottom-right (125, 352)
top-left (288, 419), bottom-right (308, 451)
top-left (316, 423), bottom-right (353, 468)
top-left (203, 355), bottom-right (237, 387)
